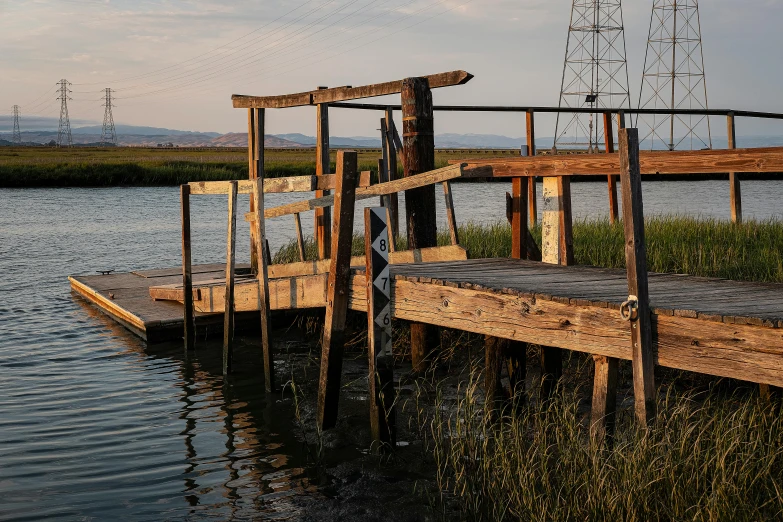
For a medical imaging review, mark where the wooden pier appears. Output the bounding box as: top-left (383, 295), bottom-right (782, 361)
top-left (70, 70), bottom-right (783, 445)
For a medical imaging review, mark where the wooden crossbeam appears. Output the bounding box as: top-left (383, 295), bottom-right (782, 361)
top-left (231, 70), bottom-right (473, 109)
top-left (247, 164), bottom-right (485, 220)
top-left (452, 146), bottom-right (783, 177)
top-left (188, 173), bottom-right (371, 196)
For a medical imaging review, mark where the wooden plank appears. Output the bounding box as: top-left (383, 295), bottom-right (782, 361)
top-left (318, 151), bottom-right (358, 430)
top-left (453, 146), bottom-right (783, 177)
top-left (294, 213), bottom-right (306, 262)
top-left (188, 177), bottom-right (316, 196)
top-left (526, 110), bottom-right (537, 226)
top-left (258, 164), bottom-right (466, 220)
top-left (181, 184), bottom-right (195, 351)
top-left (365, 207), bottom-right (395, 448)
top-left (442, 181), bottom-right (459, 245)
top-left (260, 245), bottom-right (468, 279)
top-left (231, 70), bottom-right (473, 108)
top-left (223, 181), bottom-right (238, 375)
top-left (590, 355), bottom-right (618, 445)
top-left (315, 103), bottom-right (331, 260)
top-left (728, 113), bottom-right (742, 223)
top-left (252, 110), bottom-right (274, 393)
top-left (604, 112), bottom-right (619, 224)
top-left (403, 76), bottom-right (440, 374)
top-left (619, 128), bottom-right (656, 426)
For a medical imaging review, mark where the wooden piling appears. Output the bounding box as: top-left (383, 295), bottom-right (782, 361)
top-left (317, 151), bottom-right (358, 430)
top-left (604, 112), bottom-right (620, 224)
top-left (315, 103), bottom-right (332, 259)
top-left (248, 109), bottom-right (259, 272)
top-left (402, 77), bottom-right (439, 372)
top-left (365, 206), bottom-right (396, 448)
top-left (484, 336), bottom-right (507, 412)
top-left (619, 128), bottom-right (656, 426)
top-left (728, 113), bottom-right (742, 223)
top-left (526, 110), bottom-right (537, 226)
top-left (442, 181), bottom-right (459, 245)
top-left (385, 108), bottom-right (400, 240)
top-left (511, 177), bottom-right (529, 260)
top-left (590, 354), bottom-right (618, 445)
top-left (223, 181), bottom-right (238, 375)
top-left (180, 184), bottom-right (195, 351)
top-left (294, 213), bottom-right (306, 262)
top-left (252, 108), bottom-right (274, 393)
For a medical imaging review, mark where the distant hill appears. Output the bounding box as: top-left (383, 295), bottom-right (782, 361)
top-left (72, 125), bottom-right (221, 137)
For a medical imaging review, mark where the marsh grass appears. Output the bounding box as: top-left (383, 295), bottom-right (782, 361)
top-left (427, 370), bottom-right (783, 521)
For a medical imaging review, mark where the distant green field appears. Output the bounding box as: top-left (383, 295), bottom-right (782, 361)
top-left (0, 146), bottom-right (519, 188)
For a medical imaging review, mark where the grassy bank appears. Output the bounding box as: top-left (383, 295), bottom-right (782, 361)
top-left (277, 217), bottom-right (783, 519)
top-left (275, 217), bottom-right (783, 283)
top-left (0, 147), bottom-right (491, 187)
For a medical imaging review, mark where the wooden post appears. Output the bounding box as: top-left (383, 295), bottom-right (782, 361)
top-left (484, 336), bottom-right (506, 412)
top-left (539, 175), bottom-right (572, 396)
top-left (248, 109), bottom-right (259, 272)
top-left (180, 184), bottom-right (195, 351)
top-left (315, 102), bottom-right (332, 259)
top-left (604, 112), bottom-right (619, 224)
top-left (365, 206), bottom-right (396, 448)
top-left (377, 157), bottom-right (391, 210)
top-left (442, 181), bottom-right (459, 245)
top-left (251, 108), bottom-right (274, 393)
top-left (511, 177), bottom-right (529, 259)
top-left (617, 111), bottom-right (626, 131)
top-left (223, 181), bottom-right (238, 375)
top-left (590, 355), bottom-right (618, 445)
top-left (294, 213), bottom-right (306, 262)
top-left (728, 113), bottom-right (742, 223)
top-left (619, 128), bottom-right (656, 426)
top-left (385, 108), bottom-right (400, 241)
top-left (526, 110), bottom-right (537, 226)
top-left (317, 150), bottom-right (358, 430)
top-left (402, 77), bottom-right (439, 373)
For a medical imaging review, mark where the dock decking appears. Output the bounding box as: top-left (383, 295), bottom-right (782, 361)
top-left (70, 258), bottom-right (783, 386)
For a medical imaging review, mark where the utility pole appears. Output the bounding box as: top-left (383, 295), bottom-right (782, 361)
top-left (57, 79), bottom-right (73, 148)
top-left (554, 0), bottom-right (632, 152)
top-left (101, 88), bottom-right (117, 146)
top-left (12, 105), bottom-right (21, 144)
top-left (637, 0), bottom-right (711, 150)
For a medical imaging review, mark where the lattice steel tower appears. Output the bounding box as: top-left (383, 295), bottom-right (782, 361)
top-left (554, 0), bottom-right (631, 152)
top-left (12, 105), bottom-right (21, 144)
top-left (101, 88), bottom-right (117, 146)
top-left (57, 79), bottom-right (73, 148)
top-left (637, 0), bottom-right (711, 150)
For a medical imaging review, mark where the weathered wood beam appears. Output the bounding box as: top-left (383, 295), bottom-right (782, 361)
top-left (231, 70), bottom-right (473, 108)
top-left (223, 181), bottom-right (238, 375)
top-left (188, 176), bottom-right (316, 195)
top-left (315, 103), bottom-right (331, 260)
top-left (728, 113), bottom-right (742, 223)
top-left (442, 181), bottom-right (460, 246)
top-left (604, 112), bottom-right (619, 224)
top-left (317, 151), bottom-right (359, 430)
top-left (248, 109), bottom-right (259, 273)
top-left (526, 110), bottom-right (537, 226)
top-left (294, 213), bottom-right (306, 262)
top-left (590, 355), bottom-right (618, 446)
top-left (453, 146), bottom-right (783, 177)
top-left (180, 184), bottom-right (195, 351)
top-left (619, 128), bottom-right (656, 426)
top-left (385, 108), bottom-right (400, 241)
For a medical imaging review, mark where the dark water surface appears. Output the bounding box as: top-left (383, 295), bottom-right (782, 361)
top-left (1, 180), bottom-right (783, 520)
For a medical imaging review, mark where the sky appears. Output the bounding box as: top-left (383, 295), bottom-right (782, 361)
top-left (1, 0), bottom-right (782, 138)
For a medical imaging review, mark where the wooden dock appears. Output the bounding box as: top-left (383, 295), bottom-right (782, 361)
top-left (69, 70), bottom-right (783, 445)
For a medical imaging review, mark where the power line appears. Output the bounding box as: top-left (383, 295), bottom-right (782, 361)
top-left (101, 88), bottom-right (117, 146)
top-left (57, 79), bottom-right (73, 148)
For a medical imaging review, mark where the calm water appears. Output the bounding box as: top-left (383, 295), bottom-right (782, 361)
top-left (1, 179), bottom-right (783, 520)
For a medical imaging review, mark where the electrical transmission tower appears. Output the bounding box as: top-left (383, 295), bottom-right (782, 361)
top-left (12, 105), bottom-right (21, 144)
top-left (57, 79), bottom-right (73, 148)
top-left (637, 0), bottom-right (711, 150)
top-left (101, 88), bottom-right (117, 146)
top-left (554, 0), bottom-right (631, 152)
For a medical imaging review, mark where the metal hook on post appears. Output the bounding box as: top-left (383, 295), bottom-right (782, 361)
top-left (620, 295), bottom-right (639, 322)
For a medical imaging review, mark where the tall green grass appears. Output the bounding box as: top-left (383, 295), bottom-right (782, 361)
top-left (429, 373), bottom-right (783, 521)
top-left (275, 217), bottom-right (783, 283)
